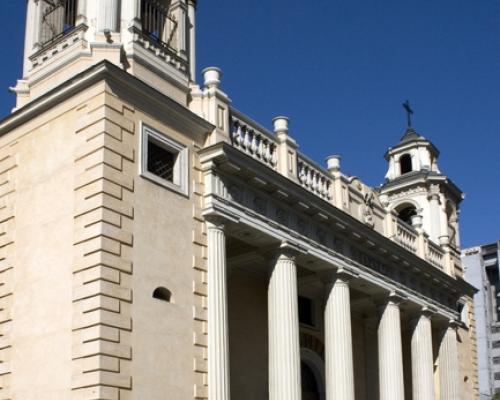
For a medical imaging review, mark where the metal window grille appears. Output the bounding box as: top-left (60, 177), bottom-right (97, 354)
top-left (141, 0), bottom-right (178, 50)
top-left (147, 139), bottom-right (176, 182)
top-left (40, 0), bottom-right (77, 46)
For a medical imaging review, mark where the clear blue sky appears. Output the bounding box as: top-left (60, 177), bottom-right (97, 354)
top-left (0, 0), bottom-right (498, 247)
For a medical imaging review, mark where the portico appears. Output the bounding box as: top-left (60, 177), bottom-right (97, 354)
top-left (199, 138), bottom-right (467, 399)
top-left (206, 213), bottom-right (461, 400)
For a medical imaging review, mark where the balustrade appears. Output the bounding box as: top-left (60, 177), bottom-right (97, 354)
top-left (297, 155), bottom-right (332, 201)
top-left (425, 240), bottom-right (445, 270)
top-left (226, 110), bottom-right (453, 272)
top-left (394, 219), bottom-right (418, 253)
top-left (230, 112), bottom-right (278, 169)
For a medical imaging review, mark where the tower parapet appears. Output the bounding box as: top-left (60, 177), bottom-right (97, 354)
top-left (13, 0), bottom-right (197, 110)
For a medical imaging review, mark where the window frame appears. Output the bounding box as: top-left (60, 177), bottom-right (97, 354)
top-left (140, 123), bottom-right (189, 196)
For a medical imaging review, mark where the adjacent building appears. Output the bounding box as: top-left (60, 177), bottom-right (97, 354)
top-left (0, 1), bottom-right (478, 399)
top-left (463, 241), bottom-right (500, 399)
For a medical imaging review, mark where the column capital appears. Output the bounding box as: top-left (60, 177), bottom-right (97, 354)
top-left (206, 216), bottom-right (226, 231)
top-left (415, 305), bottom-right (437, 319)
top-left (375, 290), bottom-right (407, 308)
top-left (409, 306), bottom-right (437, 330)
top-left (446, 319), bottom-right (461, 331)
top-left (271, 241), bottom-right (307, 262)
top-left (319, 267), bottom-right (358, 286)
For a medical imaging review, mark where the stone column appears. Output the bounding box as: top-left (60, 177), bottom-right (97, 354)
top-left (268, 244), bottom-right (302, 400)
top-left (410, 309), bottom-right (435, 400)
top-left (188, 0), bottom-right (197, 81)
top-left (76, 0), bottom-right (88, 24)
top-left (439, 321), bottom-right (460, 400)
top-left (97, 0), bottom-right (120, 32)
top-left (207, 221), bottom-right (230, 400)
top-left (378, 293), bottom-right (405, 400)
top-left (23, 0), bottom-right (38, 77)
top-left (428, 186), bottom-right (443, 243)
top-left (121, 0), bottom-right (142, 46)
top-left (324, 270), bottom-right (355, 400)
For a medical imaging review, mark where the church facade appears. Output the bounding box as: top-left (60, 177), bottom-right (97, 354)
top-left (0, 1), bottom-right (477, 399)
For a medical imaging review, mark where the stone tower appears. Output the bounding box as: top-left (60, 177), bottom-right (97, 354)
top-left (379, 126), bottom-right (464, 273)
top-left (13, 0), bottom-right (197, 110)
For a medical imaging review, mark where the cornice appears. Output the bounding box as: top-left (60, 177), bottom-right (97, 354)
top-left (0, 60), bottom-right (214, 139)
top-left (199, 142), bottom-right (476, 299)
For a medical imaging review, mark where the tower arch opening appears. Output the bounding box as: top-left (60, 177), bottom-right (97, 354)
top-left (400, 153), bottom-right (413, 175)
top-left (395, 203), bottom-right (418, 226)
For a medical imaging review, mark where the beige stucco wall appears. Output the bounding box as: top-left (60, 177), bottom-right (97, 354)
top-left (9, 88), bottom-right (79, 399)
top-left (131, 108), bottom-right (202, 399)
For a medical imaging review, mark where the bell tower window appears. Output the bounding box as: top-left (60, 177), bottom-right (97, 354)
top-left (141, 0), bottom-right (177, 50)
top-left (396, 203), bottom-right (417, 226)
top-left (400, 154), bottom-right (413, 175)
top-left (40, 0), bottom-right (77, 46)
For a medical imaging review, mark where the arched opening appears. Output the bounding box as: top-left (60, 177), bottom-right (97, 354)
top-left (395, 203), bottom-right (417, 226)
top-left (400, 154), bottom-right (413, 175)
top-left (301, 361), bottom-right (321, 400)
top-left (153, 287), bottom-right (172, 303)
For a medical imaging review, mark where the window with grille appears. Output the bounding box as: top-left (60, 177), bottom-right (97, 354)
top-left (141, 124), bottom-right (188, 195)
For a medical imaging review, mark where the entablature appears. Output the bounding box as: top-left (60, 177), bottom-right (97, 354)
top-left (199, 142), bottom-right (476, 318)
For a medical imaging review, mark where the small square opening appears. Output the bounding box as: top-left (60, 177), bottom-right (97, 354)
top-left (141, 124), bottom-right (188, 196)
top-left (147, 139), bottom-right (177, 182)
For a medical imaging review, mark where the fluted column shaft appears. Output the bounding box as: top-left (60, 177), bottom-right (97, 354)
top-left (268, 250), bottom-right (302, 400)
top-left (207, 222), bottom-right (230, 400)
top-left (378, 297), bottom-right (405, 400)
top-left (325, 274), bottom-right (355, 400)
top-left (439, 322), bottom-right (460, 400)
top-left (411, 312), bottom-right (435, 400)
top-left (188, 0), bottom-right (197, 80)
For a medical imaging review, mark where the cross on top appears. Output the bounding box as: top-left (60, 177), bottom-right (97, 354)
top-left (402, 100), bottom-right (413, 128)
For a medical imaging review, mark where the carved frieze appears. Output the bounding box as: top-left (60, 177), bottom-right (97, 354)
top-left (209, 170), bottom-right (458, 312)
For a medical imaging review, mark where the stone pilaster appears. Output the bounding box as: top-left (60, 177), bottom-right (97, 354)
top-left (410, 309), bottom-right (435, 400)
top-left (324, 270), bottom-right (355, 400)
top-left (192, 148), bottom-right (208, 399)
top-left (0, 145), bottom-right (18, 399)
top-left (378, 293), bottom-right (405, 400)
top-left (71, 91), bottom-right (136, 399)
top-left (207, 220), bottom-right (230, 400)
top-left (268, 245), bottom-right (302, 400)
top-left (439, 321), bottom-right (460, 400)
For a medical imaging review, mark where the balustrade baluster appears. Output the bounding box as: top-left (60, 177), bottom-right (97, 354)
top-left (250, 132), bottom-right (257, 154)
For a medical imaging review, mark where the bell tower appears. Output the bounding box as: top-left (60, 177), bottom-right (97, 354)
top-left (379, 107), bottom-right (464, 250)
top-left (13, 0), bottom-right (197, 110)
